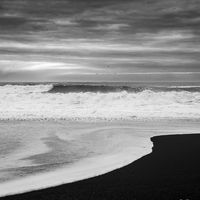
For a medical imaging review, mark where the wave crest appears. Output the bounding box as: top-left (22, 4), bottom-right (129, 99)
top-left (0, 84), bottom-right (200, 121)
top-left (48, 84), bottom-right (144, 93)
top-left (48, 84), bottom-right (200, 93)
top-left (0, 84), bottom-right (53, 94)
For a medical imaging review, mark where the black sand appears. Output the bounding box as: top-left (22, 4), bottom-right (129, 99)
top-left (1, 134), bottom-right (200, 200)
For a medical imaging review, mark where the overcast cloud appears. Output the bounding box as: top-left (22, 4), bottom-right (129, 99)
top-left (0, 0), bottom-right (199, 81)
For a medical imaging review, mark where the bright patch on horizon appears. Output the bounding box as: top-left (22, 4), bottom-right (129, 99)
top-left (23, 62), bottom-right (82, 71)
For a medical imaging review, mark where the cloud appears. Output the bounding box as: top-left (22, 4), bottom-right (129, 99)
top-left (92, 23), bottom-right (129, 31)
top-left (0, 15), bottom-right (28, 28)
top-left (0, 0), bottom-right (199, 81)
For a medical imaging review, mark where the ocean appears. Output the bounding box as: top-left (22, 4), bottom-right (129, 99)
top-left (0, 81), bottom-right (200, 121)
top-left (0, 81), bottom-right (200, 197)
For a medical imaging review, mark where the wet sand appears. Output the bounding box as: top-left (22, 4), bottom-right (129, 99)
top-left (2, 133), bottom-right (200, 200)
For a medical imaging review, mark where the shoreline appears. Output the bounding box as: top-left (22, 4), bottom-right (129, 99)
top-left (1, 133), bottom-right (200, 199)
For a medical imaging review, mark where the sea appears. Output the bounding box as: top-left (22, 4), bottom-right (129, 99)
top-left (0, 81), bottom-right (200, 196)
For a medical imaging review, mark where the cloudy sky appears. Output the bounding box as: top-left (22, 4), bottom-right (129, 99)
top-left (0, 0), bottom-right (200, 82)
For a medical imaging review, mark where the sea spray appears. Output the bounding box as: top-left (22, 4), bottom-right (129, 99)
top-left (0, 84), bottom-right (200, 121)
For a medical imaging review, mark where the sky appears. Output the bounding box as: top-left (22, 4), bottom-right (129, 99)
top-left (0, 0), bottom-right (200, 82)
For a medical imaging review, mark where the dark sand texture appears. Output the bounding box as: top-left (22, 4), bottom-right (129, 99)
top-left (2, 134), bottom-right (200, 200)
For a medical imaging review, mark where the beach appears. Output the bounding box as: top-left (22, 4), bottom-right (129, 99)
top-left (1, 132), bottom-right (200, 200)
top-left (0, 121), bottom-right (200, 199)
top-left (0, 83), bottom-right (200, 199)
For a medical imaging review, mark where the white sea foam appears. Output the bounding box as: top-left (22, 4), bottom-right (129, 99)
top-left (0, 84), bottom-right (200, 121)
top-left (0, 121), bottom-right (154, 197)
top-left (0, 141), bottom-right (152, 197)
top-left (0, 121), bottom-right (200, 197)
top-left (0, 84), bottom-right (53, 94)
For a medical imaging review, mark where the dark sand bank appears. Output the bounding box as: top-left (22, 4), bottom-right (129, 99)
top-left (2, 134), bottom-right (200, 200)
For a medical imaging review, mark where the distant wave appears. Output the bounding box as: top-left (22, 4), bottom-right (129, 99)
top-left (153, 86), bottom-right (200, 93)
top-left (47, 84), bottom-right (144, 93)
top-left (47, 84), bottom-right (200, 93)
top-left (2, 84), bottom-right (200, 94)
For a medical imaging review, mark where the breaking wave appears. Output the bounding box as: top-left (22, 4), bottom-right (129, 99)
top-left (0, 84), bottom-right (200, 121)
top-left (48, 84), bottom-right (144, 93)
top-left (48, 84), bottom-right (200, 93)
